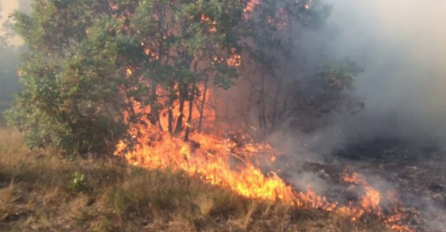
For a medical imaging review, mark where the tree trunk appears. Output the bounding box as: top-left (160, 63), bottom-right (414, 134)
top-left (174, 83), bottom-right (186, 135)
top-left (152, 29), bottom-right (165, 131)
top-left (198, 78), bottom-right (208, 133)
top-left (149, 82), bottom-right (160, 127)
top-left (184, 83), bottom-right (195, 141)
top-left (168, 82), bottom-right (174, 134)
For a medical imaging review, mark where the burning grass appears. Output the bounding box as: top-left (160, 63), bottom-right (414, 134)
top-left (113, 99), bottom-right (418, 232)
top-left (0, 128), bottom-right (395, 232)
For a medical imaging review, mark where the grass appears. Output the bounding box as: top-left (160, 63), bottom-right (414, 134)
top-left (0, 128), bottom-right (393, 232)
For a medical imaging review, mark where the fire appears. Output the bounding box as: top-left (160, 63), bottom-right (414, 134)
top-left (126, 68), bottom-right (132, 76)
top-left (200, 14), bottom-right (217, 33)
top-left (343, 172), bottom-right (381, 215)
top-left (115, 89), bottom-right (334, 207)
top-left (112, 1), bottom-right (417, 231)
top-left (227, 48), bottom-right (242, 67)
top-left (114, 93), bottom-right (417, 232)
top-left (306, 0), bottom-right (313, 9)
top-left (243, 0), bottom-right (259, 18)
top-left (117, 122), bottom-right (294, 202)
top-left (340, 172), bottom-right (417, 232)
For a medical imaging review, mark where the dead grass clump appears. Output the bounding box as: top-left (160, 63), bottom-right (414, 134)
top-left (0, 127), bottom-right (393, 232)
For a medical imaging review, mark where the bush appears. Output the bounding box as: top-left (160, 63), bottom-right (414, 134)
top-left (5, 0), bottom-right (362, 155)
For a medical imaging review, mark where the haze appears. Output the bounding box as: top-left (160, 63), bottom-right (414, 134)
top-left (0, 0), bottom-right (23, 46)
top-left (326, 0), bottom-right (446, 147)
top-left (2, 0), bottom-right (446, 147)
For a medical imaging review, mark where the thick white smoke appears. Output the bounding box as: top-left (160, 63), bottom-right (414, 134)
top-left (326, 0), bottom-right (446, 147)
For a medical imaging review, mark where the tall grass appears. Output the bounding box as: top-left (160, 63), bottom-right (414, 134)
top-left (0, 127), bottom-right (392, 232)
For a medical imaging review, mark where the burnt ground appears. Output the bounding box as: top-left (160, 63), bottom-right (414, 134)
top-left (295, 139), bottom-right (446, 232)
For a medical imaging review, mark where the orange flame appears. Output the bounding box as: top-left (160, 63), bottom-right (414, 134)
top-left (126, 68), bottom-right (133, 76)
top-left (114, 95), bottom-right (417, 232)
top-left (201, 14), bottom-right (217, 33)
top-left (244, 0), bottom-right (259, 18)
top-left (112, 1), bottom-right (418, 230)
top-left (227, 48), bottom-right (242, 66)
top-left (115, 95), bottom-right (334, 208)
top-left (340, 172), bottom-right (417, 232)
top-left (343, 172), bottom-right (381, 214)
top-left (116, 122), bottom-right (295, 202)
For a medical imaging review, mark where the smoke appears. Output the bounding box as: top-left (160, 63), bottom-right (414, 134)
top-left (256, 0), bottom-right (446, 204)
top-left (285, 2), bottom-right (446, 224)
top-left (220, 0), bottom-right (446, 155)
top-left (325, 0), bottom-right (446, 147)
top-left (0, 0), bottom-right (25, 46)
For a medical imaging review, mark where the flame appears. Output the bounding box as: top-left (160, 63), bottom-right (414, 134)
top-left (114, 89), bottom-right (334, 207)
top-left (244, 0), bottom-right (259, 18)
top-left (114, 93), bottom-right (417, 232)
top-left (340, 172), bottom-right (417, 232)
top-left (267, 13), bottom-right (287, 30)
top-left (305, 0), bottom-right (313, 9)
top-left (110, 3), bottom-right (119, 11)
top-left (227, 48), bottom-right (242, 66)
top-left (116, 97), bottom-right (294, 201)
top-left (112, 1), bottom-right (418, 231)
top-left (126, 68), bottom-right (133, 76)
top-left (201, 14), bottom-right (217, 33)
top-left (343, 172), bottom-right (381, 215)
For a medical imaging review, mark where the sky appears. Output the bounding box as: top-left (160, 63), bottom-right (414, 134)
top-left (0, 0), bottom-right (23, 46)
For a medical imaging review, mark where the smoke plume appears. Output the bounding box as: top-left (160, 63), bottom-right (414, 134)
top-left (326, 0), bottom-right (446, 148)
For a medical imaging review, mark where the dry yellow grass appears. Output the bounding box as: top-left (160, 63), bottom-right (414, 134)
top-left (0, 127), bottom-right (393, 232)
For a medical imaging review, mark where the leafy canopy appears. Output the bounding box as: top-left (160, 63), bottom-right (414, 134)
top-left (6, 0), bottom-right (249, 155)
top-left (5, 0), bottom-right (362, 155)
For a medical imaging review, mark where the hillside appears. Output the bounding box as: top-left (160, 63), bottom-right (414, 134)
top-left (0, 128), bottom-right (392, 232)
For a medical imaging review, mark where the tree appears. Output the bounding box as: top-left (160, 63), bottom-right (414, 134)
top-left (0, 2), bottom-right (22, 124)
top-left (226, 0), bottom-right (364, 138)
top-left (5, 0), bottom-right (363, 156)
top-left (5, 0), bottom-right (249, 155)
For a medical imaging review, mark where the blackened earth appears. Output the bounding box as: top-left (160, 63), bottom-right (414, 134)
top-left (283, 139), bottom-right (446, 232)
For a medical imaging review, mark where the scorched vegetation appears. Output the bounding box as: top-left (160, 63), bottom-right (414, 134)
top-left (0, 0), bottom-right (417, 232)
top-left (0, 128), bottom-right (392, 232)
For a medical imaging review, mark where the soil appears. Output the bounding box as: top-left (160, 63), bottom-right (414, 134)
top-left (297, 139), bottom-right (446, 232)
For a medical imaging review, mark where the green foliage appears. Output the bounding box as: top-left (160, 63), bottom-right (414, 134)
top-left (305, 58), bottom-right (365, 115)
top-left (5, 0), bottom-right (364, 153)
top-left (5, 0), bottom-right (250, 155)
top-left (236, 0), bottom-right (364, 135)
top-left (69, 171), bottom-right (88, 193)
